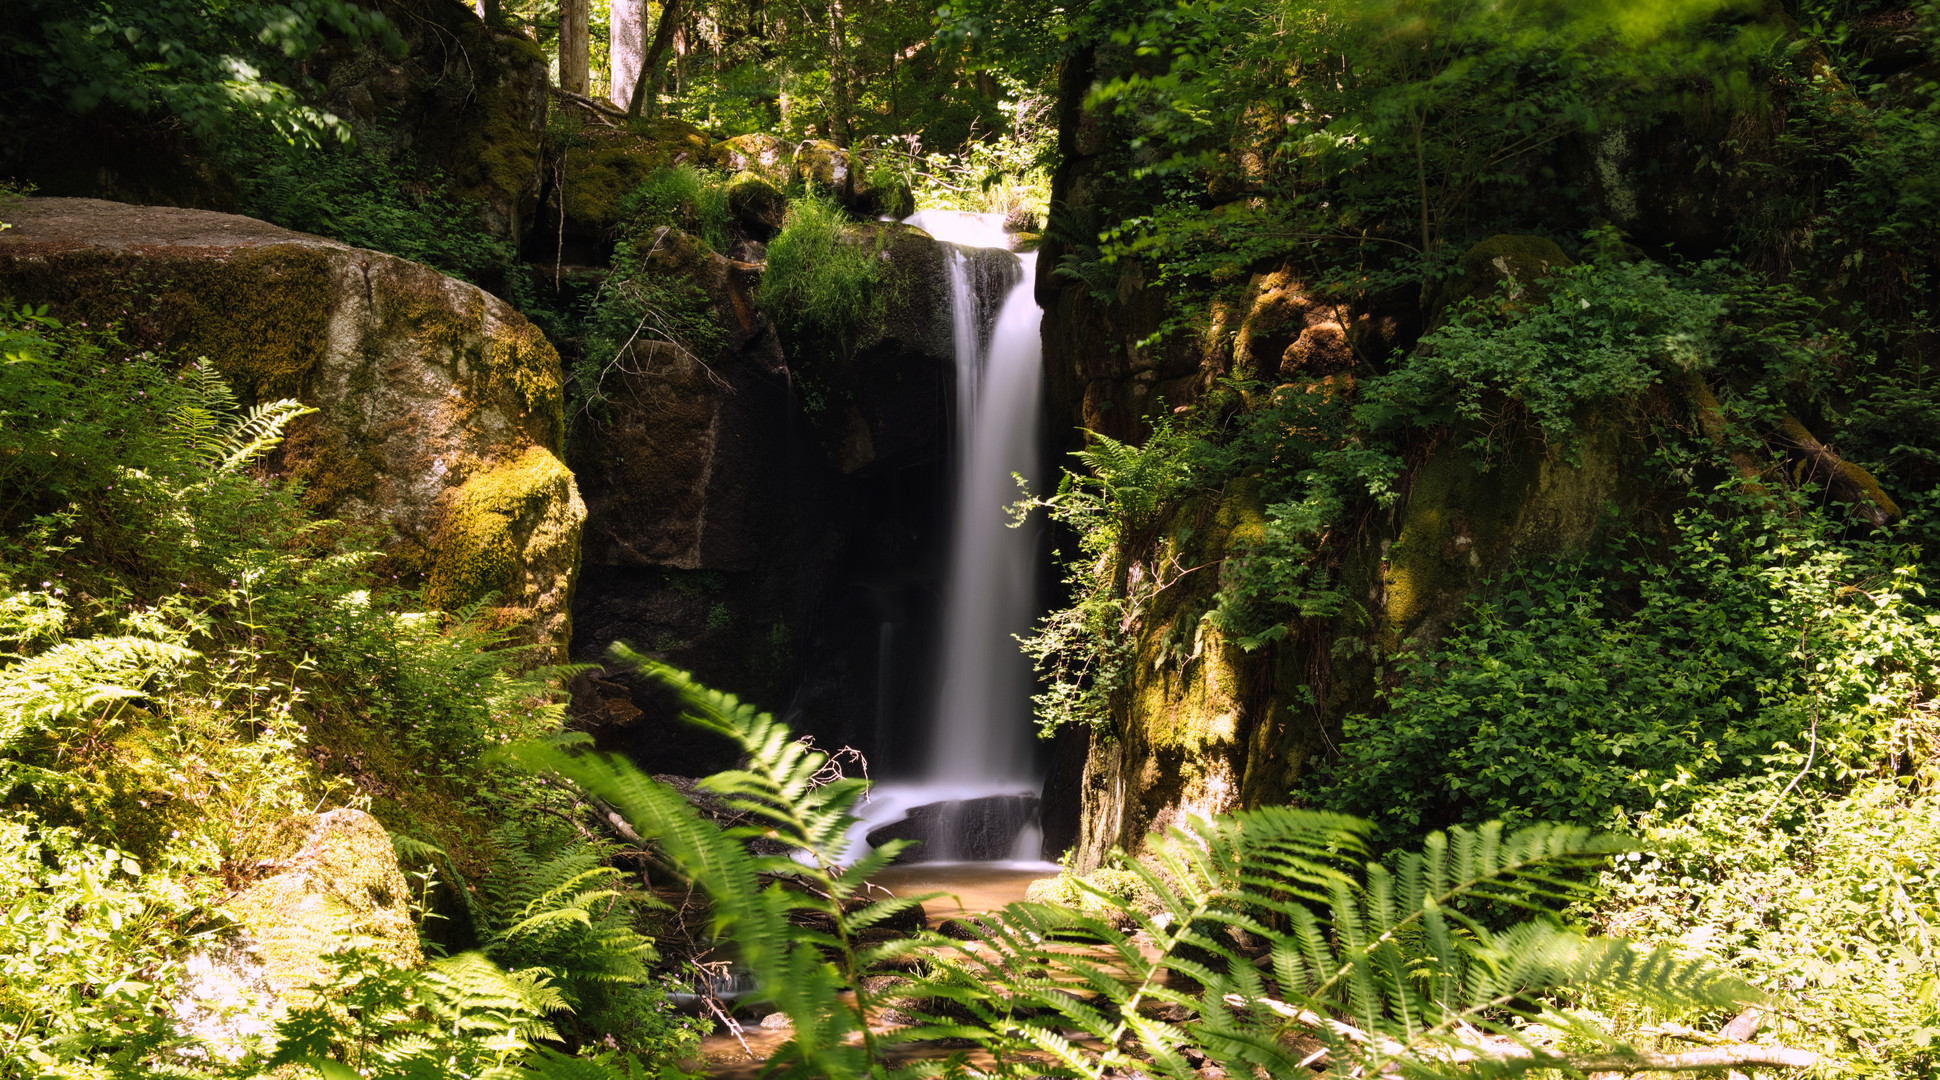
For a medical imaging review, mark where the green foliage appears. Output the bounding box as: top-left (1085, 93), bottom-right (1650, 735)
top-left (1076, 0), bottom-right (1776, 288)
top-left (1313, 490), bottom-right (1940, 845)
top-left (263, 946), bottom-right (664, 1080)
top-left (0, 308), bottom-right (678, 1076)
top-left (926, 813), bottom-right (1754, 1078)
top-left (1364, 261), bottom-right (1726, 462)
top-left (1016, 418), bottom-right (1208, 736)
top-left (614, 165), bottom-right (733, 253)
top-left (515, 664), bottom-right (1768, 1078)
top-left (0, 0), bottom-right (399, 144)
top-left (0, 816), bottom-right (209, 1074)
top-left (510, 645), bottom-right (937, 1079)
top-left (470, 822), bottom-right (703, 1059)
top-left (224, 129), bottom-right (519, 285)
top-left (757, 195), bottom-right (886, 357)
top-left (1592, 778), bottom-right (1940, 1076)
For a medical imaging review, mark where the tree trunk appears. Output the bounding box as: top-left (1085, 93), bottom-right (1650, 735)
top-left (825, 0), bottom-right (855, 146)
top-left (609, 0), bottom-right (646, 110)
top-left (626, 0), bottom-right (687, 120)
top-left (558, 0), bottom-right (590, 94)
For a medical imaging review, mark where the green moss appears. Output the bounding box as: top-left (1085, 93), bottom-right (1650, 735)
top-left (423, 445), bottom-right (576, 614)
top-left (1383, 418), bottom-right (1623, 645)
top-left (726, 170), bottom-right (787, 236)
top-left (488, 317), bottom-right (566, 451)
top-left (228, 809), bottom-right (424, 996)
top-left (0, 244), bottom-right (337, 399)
top-left (560, 118), bottom-right (720, 229)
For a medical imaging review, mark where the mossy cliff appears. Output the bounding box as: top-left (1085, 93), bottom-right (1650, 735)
top-left (1036, 37), bottom-right (1677, 863)
top-left (0, 197), bottom-right (583, 657)
top-left (309, 0), bottom-right (552, 244)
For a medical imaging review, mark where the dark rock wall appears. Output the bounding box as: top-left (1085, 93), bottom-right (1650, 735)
top-left (568, 223), bottom-right (974, 777)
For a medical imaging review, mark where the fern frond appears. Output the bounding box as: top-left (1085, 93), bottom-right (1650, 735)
top-left (215, 397), bottom-right (317, 473)
top-left (0, 635), bottom-right (197, 749)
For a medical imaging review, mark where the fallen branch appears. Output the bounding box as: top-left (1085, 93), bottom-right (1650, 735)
top-left (1772, 415), bottom-right (1900, 525)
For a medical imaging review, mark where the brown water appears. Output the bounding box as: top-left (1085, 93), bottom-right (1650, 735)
top-left (695, 862), bottom-right (1055, 1072)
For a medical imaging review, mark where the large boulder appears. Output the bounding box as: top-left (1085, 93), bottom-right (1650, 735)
top-left (720, 133), bottom-right (796, 185)
top-left (0, 197), bottom-right (584, 657)
top-left (726, 172), bottom-right (788, 238)
top-left (540, 95), bottom-right (723, 260)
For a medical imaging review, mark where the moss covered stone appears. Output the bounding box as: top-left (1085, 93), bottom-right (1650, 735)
top-left (556, 110), bottom-right (721, 231)
top-left (227, 809), bottom-right (422, 999)
top-left (794, 140), bottom-right (851, 190)
top-left (1382, 415), bottom-right (1624, 648)
top-left (727, 171), bottom-right (787, 238)
top-left (1436, 234), bottom-right (1574, 319)
top-left (0, 198), bottom-right (583, 659)
top-left (425, 445), bottom-right (584, 646)
top-left (720, 133), bottom-right (795, 184)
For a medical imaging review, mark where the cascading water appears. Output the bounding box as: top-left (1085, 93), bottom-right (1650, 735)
top-left (855, 211), bottom-right (1049, 866)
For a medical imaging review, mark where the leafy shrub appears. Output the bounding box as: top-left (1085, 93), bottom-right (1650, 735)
top-left (1592, 778), bottom-right (1940, 1076)
top-left (1363, 260), bottom-right (1726, 462)
top-left (0, 307), bottom-right (683, 1075)
top-left (1312, 489), bottom-right (1939, 845)
top-left (470, 822), bottom-right (703, 1059)
top-left (224, 127), bottom-right (518, 285)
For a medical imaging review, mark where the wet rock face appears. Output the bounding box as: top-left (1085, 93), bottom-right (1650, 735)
top-left (567, 223), bottom-right (967, 774)
top-left (866, 794), bottom-right (1042, 862)
top-left (0, 197), bottom-right (583, 657)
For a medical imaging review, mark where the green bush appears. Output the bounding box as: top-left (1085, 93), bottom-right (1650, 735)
top-left (757, 195), bottom-right (885, 356)
top-left (1362, 260), bottom-right (1727, 462)
top-left (1591, 778), bottom-right (1940, 1076)
top-left (1311, 490), bottom-right (1939, 845)
top-left (223, 127), bottom-right (518, 285)
top-left (0, 306), bottom-right (689, 1076)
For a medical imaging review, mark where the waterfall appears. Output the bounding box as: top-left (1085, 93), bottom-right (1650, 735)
top-left (852, 210), bottom-right (1047, 865)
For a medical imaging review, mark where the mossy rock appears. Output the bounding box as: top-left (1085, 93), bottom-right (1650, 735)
top-left (794, 139), bottom-right (851, 191)
top-left (557, 111), bottom-right (722, 231)
top-left (726, 171), bottom-right (787, 238)
top-left (1435, 234), bottom-right (1574, 320)
top-left (424, 444), bottom-right (585, 647)
top-left (1381, 414), bottom-right (1624, 649)
top-left (227, 809), bottom-right (423, 999)
top-left (720, 132), bottom-right (795, 185)
top-left (0, 198), bottom-right (583, 660)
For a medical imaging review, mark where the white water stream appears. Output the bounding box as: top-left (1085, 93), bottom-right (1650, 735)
top-left (853, 211), bottom-right (1048, 865)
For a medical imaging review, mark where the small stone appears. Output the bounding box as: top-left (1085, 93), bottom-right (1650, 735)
top-left (759, 1011), bottom-right (794, 1030)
